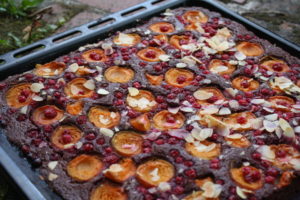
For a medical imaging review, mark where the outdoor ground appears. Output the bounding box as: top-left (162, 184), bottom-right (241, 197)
top-left (0, 0), bottom-right (300, 199)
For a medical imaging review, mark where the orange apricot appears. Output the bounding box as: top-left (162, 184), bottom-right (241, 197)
top-left (230, 166), bottom-right (264, 191)
top-left (126, 90), bottom-right (157, 112)
top-left (185, 140), bottom-right (221, 160)
top-left (104, 158), bottom-right (136, 183)
top-left (137, 47), bottom-right (166, 62)
top-left (136, 159), bottom-right (174, 187)
top-left (82, 49), bottom-right (107, 62)
top-left (64, 78), bottom-right (95, 99)
top-left (223, 112), bottom-right (256, 131)
top-left (193, 87), bottom-right (225, 106)
top-left (169, 35), bottom-right (190, 49)
top-left (270, 144), bottom-right (299, 170)
top-left (268, 96), bottom-right (295, 111)
top-left (113, 33), bottom-right (141, 47)
top-left (260, 59), bottom-right (290, 73)
top-left (208, 59), bottom-right (236, 75)
top-left (104, 66), bottom-right (134, 83)
top-left (129, 113), bottom-right (151, 132)
top-left (149, 22), bottom-right (175, 34)
top-left (51, 125), bottom-right (82, 149)
top-left (153, 110), bottom-right (185, 130)
top-left (32, 105), bottom-right (64, 125)
top-left (90, 183), bottom-right (127, 200)
top-left (165, 68), bottom-right (194, 88)
top-left (66, 101), bottom-right (84, 115)
top-left (183, 10), bottom-right (208, 24)
top-left (112, 131), bottom-right (143, 157)
top-left (34, 62), bottom-right (66, 77)
top-left (145, 73), bottom-right (163, 85)
top-left (153, 34), bottom-right (168, 44)
top-left (277, 171), bottom-right (294, 189)
top-left (225, 134), bottom-right (251, 148)
top-left (88, 106), bottom-right (120, 129)
top-left (67, 154), bottom-right (103, 181)
top-left (6, 83), bottom-right (34, 108)
top-left (236, 42), bottom-right (264, 57)
top-left (232, 76), bottom-right (260, 92)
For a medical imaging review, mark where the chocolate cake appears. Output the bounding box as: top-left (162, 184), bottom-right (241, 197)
top-left (1, 6), bottom-right (300, 200)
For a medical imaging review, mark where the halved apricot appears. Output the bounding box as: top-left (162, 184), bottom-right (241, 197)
top-left (34, 62), bottom-right (66, 77)
top-left (76, 67), bottom-right (95, 76)
top-left (82, 49), bottom-right (107, 62)
top-left (88, 106), bottom-right (120, 129)
top-left (208, 59), bottom-right (236, 75)
top-left (113, 33), bottom-right (141, 47)
top-left (51, 125), bottom-right (82, 149)
top-left (130, 113), bottom-right (151, 132)
top-left (66, 101), bottom-right (84, 115)
top-left (225, 134), bottom-right (251, 148)
top-left (169, 35), bottom-right (190, 49)
top-left (260, 59), bottom-right (290, 73)
top-left (136, 159), bottom-right (174, 187)
top-left (90, 183), bottom-right (127, 200)
top-left (64, 78), bottom-right (94, 99)
top-left (112, 131), bottom-right (143, 157)
top-left (223, 112), bottom-right (256, 131)
top-left (268, 96), bottom-right (295, 111)
top-left (104, 66), bottom-right (134, 83)
top-left (32, 105), bottom-right (64, 125)
top-left (232, 76), bottom-right (260, 92)
top-left (145, 73), bottom-right (163, 85)
top-left (230, 166), bottom-right (264, 191)
top-left (6, 83), bottom-right (34, 108)
top-left (153, 34), bottom-right (168, 44)
top-left (270, 144), bottom-right (299, 170)
top-left (193, 87), bottom-right (225, 106)
top-left (149, 22), bottom-right (175, 34)
top-left (67, 154), bottom-right (103, 181)
top-left (104, 158), bottom-right (136, 183)
top-left (185, 140), bottom-right (221, 160)
top-left (183, 10), bottom-right (208, 24)
top-left (126, 90), bottom-right (157, 112)
top-left (137, 47), bottom-right (166, 62)
top-left (165, 68), bottom-right (194, 88)
top-left (277, 171), bottom-right (294, 189)
top-left (153, 110), bottom-right (185, 130)
top-left (195, 177), bottom-right (214, 188)
top-left (236, 42), bottom-right (264, 57)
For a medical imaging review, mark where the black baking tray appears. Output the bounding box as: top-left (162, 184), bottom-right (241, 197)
top-left (0, 0), bottom-right (300, 199)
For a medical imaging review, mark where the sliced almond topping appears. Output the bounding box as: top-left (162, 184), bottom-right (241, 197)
top-left (48, 173), bottom-right (58, 181)
top-left (236, 186), bottom-right (252, 199)
top-left (158, 182), bottom-right (171, 192)
top-left (150, 168), bottom-right (160, 181)
top-left (234, 51), bottom-right (246, 61)
top-left (257, 145), bottom-right (275, 162)
top-left (30, 83), bottom-right (44, 93)
top-left (159, 54), bottom-right (170, 62)
top-left (202, 182), bottom-right (222, 198)
top-left (100, 128), bottom-right (114, 137)
top-left (218, 107), bottom-right (231, 115)
top-left (263, 120), bottom-right (278, 132)
top-left (279, 118), bottom-right (295, 138)
top-left (32, 95), bottom-right (43, 101)
top-left (68, 63), bottom-right (79, 72)
top-left (226, 134), bottom-right (243, 139)
top-left (20, 105), bottom-right (28, 114)
top-left (128, 87), bottom-right (139, 96)
top-left (83, 79), bottom-right (95, 90)
top-left (48, 161), bottom-right (58, 170)
top-left (176, 63), bottom-right (187, 68)
top-left (193, 90), bottom-right (214, 100)
top-left (97, 88), bottom-right (109, 95)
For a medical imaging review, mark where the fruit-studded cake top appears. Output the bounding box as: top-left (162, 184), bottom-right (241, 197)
top-left (0, 6), bottom-right (300, 200)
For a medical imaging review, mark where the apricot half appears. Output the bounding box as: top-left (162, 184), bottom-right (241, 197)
top-left (225, 134), bottom-right (251, 148)
top-left (130, 113), bottom-right (151, 132)
top-left (149, 22), bottom-right (175, 34)
top-left (165, 68), bottom-right (194, 88)
top-left (35, 62), bottom-right (66, 77)
top-left (112, 131), bottom-right (143, 157)
top-left (104, 66), bottom-right (134, 83)
top-left (32, 105), bottom-right (64, 125)
top-left (236, 42), bottom-right (264, 57)
top-left (66, 101), bottom-right (84, 115)
top-left (137, 47), bottom-right (166, 62)
top-left (230, 166), bottom-right (264, 191)
top-left (277, 171), bottom-right (294, 189)
top-left (126, 90), bottom-right (157, 112)
top-left (64, 78), bottom-right (94, 99)
top-left (88, 106), bottom-right (120, 129)
top-left (104, 158), bottom-right (136, 183)
top-left (82, 49), bottom-right (107, 62)
top-left (153, 110), bottom-right (185, 130)
top-left (113, 33), bottom-right (141, 47)
top-left (185, 140), bottom-right (221, 160)
top-left (183, 10), bottom-right (208, 24)
top-left (136, 159), bottom-right (174, 187)
top-left (193, 87), bottom-right (225, 106)
top-left (260, 59), bottom-right (290, 73)
top-left (145, 73), bottom-right (163, 86)
top-left (268, 96), bottom-right (295, 111)
top-left (153, 34), bottom-right (168, 44)
top-left (232, 76), bottom-right (260, 92)
top-left (223, 112), bottom-right (256, 131)
top-left (208, 59), bottom-right (236, 75)
top-left (51, 125), bottom-right (82, 149)
top-left (67, 154), bottom-right (103, 181)
top-left (90, 183), bottom-right (127, 200)
top-left (270, 144), bottom-right (299, 170)
top-left (169, 35), bottom-right (190, 49)
top-left (6, 83), bottom-right (34, 108)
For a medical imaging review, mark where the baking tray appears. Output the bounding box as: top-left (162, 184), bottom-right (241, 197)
top-left (0, 0), bottom-right (300, 199)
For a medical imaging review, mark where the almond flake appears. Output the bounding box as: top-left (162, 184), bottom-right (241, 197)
top-left (83, 79), bottom-right (95, 90)
top-left (32, 95), bottom-right (43, 101)
top-left (158, 54), bottom-right (170, 62)
top-left (226, 134), bottom-right (243, 139)
top-left (48, 173), bottom-right (58, 181)
top-left (168, 107), bottom-right (180, 114)
top-left (265, 114), bottom-right (278, 121)
top-left (202, 182), bottom-right (222, 198)
top-left (234, 51), bottom-right (246, 60)
top-left (20, 105), bottom-right (28, 114)
top-left (75, 141), bottom-right (83, 149)
top-left (251, 99), bottom-right (265, 104)
top-left (97, 88), bottom-right (109, 95)
top-left (279, 118), bottom-right (295, 138)
top-left (115, 33), bottom-right (134, 45)
top-left (290, 158), bottom-right (300, 170)
top-left (257, 145), bottom-right (275, 162)
top-left (176, 63), bottom-right (187, 68)
top-left (193, 90), bottom-right (214, 100)
top-left (48, 161), bottom-right (58, 170)
top-left (263, 120), bottom-right (278, 132)
top-left (30, 83), bottom-right (44, 93)
top-left (229, 100), bottom-right (239, 109)
top-left (150, 168), bottom-right (160, 181)
top-left (128, 87), bottom-right (139, 96)
top-left (158, 182), bottom-right (171, 192)
top-left (105, 164), bottom-right (123, 173)
top-left (68, 63), bottom-right (79, 72)
top-left (236, 186), bottom-right (252, 199)
top-left (99, 128), bottom-right (114, 137)
top-left (218, 107), bottom-right (231, 115)
top-left (195, 142), bottom-right (216, 152)
top-left (210, 66), bottom-right (228, 73)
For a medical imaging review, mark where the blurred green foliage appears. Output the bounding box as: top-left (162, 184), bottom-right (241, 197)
top-left (0, 0), bottom-right (43, 17)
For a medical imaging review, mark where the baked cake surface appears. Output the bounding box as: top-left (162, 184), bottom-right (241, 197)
top-left (1, 6), bottom-right (300, 200)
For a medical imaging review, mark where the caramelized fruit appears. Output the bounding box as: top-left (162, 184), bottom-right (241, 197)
top-left (268, 96), bottom-right (295, 111)
top-left (183, 10), bottom-right (208, 24)
top-left (165, 68), bottom-right (194, 88)
top-left (185, 140), bottom-right (221, 160)
top-left (88, 106), bottom-right (120, 129)
top-left (137, 47), bottom-right (166, 62)
top-left (82, 49), bottom-right (107, 62)
top-left (236, 42), bottom-right (264, 57)
top-left (169, 35), bottom-right (190, 49)
top-left (66, 101), bottom-right (84, 115)
top-left (145, 73), bottom-right (163, 85)
top-left (32, 105), bottom-right (64, 125)
top-left (260, 59), bottom-right (290, 73)
top-left (149, 22), bottom-right (175, 34)
top-left (208, 59), bottom-right (236, 75)
top-left (223, 112), bottom-right (256, 131)
top-left (113, 33), bottom-right (141, 47)
top-left (64, 78), bottom-right (94, 99)
top-left (34, 62), bottom-right (66, 77)
top-left (51, 125), bottom-right (82, 149)
top-left (104, 66), bottom-right (135, 83)
top-left (104, 158), bottom-right (136, 183)
top-left (126, 90), bottom-right (157, 112)
top-left (230, 166), bottom-right (264, 190)
top-left (153, 110), bottom-right (185, 130)
top-left (90, 183), bottom-right (127, 200)
top-left (6, 83), bottom-right (34, 108)
top-left (232, 76), bottom-right (260, 92)
top-left (112, 131), bottom-right (143, 157)
top-left (129, 113), bottom-right (151, 131)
